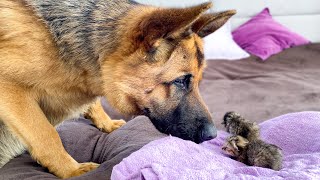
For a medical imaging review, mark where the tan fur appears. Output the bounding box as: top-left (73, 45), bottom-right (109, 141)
top-left (0, 1), bottom-right (119, 178)
top-left (0, 0), bottom-right (234, 178)
top-left (101, 34), bottom-right (206, 115)
top-left (85, 99), bottom-right (126, 133)
top-left (99, 5), bottom-right (211, 115)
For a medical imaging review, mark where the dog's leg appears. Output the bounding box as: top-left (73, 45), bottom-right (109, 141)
top-left (0, 83), bottom-right (98, 179)
top-left (85, 98), bottom-right (126, 133)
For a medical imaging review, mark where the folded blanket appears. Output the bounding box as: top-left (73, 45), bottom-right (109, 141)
top-left (112, 111), bottom-right (320, 179)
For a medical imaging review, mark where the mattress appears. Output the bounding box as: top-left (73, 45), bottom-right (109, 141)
top-left (202, 43), bottom-right (320, 129)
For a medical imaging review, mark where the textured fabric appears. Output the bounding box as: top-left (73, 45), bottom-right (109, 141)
top-left (112, 111), bottom-right (320, 180)
top-left (202, 43), bottom-right (320, 129)
top-left (0, 117), bottom-right (166, 180)
top-left (204, 21), bottom-right (250, 60)
top-left (232, 8), bottom-right (310, 60)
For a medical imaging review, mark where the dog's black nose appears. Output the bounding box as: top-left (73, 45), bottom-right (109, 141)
top-left (199, 124), bottom-right (217, 142)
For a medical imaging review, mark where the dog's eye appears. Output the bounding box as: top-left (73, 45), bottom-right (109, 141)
top-left (173, 74), bottom-right (192, 90)
top-left (174, 78), bottom-right (185, 88)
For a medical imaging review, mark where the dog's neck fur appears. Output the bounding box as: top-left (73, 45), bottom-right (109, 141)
top-left (25, 0), bottom-right (138, 71)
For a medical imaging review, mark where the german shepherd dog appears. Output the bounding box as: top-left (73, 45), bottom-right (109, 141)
top-left (0, 0), bottom-right (235, 178)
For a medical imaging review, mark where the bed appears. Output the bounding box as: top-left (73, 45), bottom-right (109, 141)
top-left (1, 43), bottom-right (320, 179)
top-left (1, 0), bottom-right (320, 179)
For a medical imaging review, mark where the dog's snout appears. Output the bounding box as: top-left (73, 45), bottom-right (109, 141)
top-left (199, 123), bottom-right (217, 143)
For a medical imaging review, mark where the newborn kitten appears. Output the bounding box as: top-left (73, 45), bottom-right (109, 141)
top-left (222, 135), bottom-right (283, 171)
top-left (222, 111), bottom-right (260, 141)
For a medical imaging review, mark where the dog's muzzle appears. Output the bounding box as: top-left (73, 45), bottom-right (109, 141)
top-left (198, 123), bottom-right (217, 142)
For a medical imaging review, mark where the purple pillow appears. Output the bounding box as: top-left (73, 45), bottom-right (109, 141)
top-left (232, 8), bottom-right (310, 60)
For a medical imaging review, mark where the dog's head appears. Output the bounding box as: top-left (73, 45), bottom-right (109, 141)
top-left (102, 3), bottom-right (235, 143)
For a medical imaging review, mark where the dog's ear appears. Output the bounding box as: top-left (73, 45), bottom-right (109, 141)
top-left (192, 10), bottom-right (236, 38)
top-left (134, 2), bottom-right (212, 52)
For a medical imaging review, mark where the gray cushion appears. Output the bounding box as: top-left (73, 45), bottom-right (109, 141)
top-left (0, 117), bottom-right (166, 179)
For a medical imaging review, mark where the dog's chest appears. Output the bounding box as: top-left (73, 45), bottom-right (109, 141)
top-left (37, 88), bottom-right (96, 126)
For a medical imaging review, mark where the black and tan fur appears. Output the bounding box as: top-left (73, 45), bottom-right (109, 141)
top-left (222, 135), bottom-right (283, 171)
top-left (222, 112), bottom-right (282, 170)
top-left (0, 0), bottom-right (235, 178)
top-left (223, 111), bottom-right (260, 141)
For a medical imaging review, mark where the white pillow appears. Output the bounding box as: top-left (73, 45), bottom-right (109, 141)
top-left (134, 0), bottom-right (209, 7)
top-left (203, 21), bottom-right (250, 60)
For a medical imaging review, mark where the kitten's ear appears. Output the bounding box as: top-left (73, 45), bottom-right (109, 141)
top-left (192, 10), bottom-right (236, 38)
top-left (133, 2), bottom-right (212, 52)
top-left (230, 140), bottom-right (239, 151)
top-left (237, 136), bottom-right (249, 148)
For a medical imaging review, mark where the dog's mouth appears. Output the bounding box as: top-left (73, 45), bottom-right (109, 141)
top-left (142, 107), bottom-right (216, 143)
top-left (143, 108), bottom-right (196, 141)
top-left (142, 108), bottom-right (151, 116)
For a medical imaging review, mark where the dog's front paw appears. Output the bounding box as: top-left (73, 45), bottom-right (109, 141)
top-left (68, 162), bottom-right (99, 178)
top-left (98, 119), bottom-right (126, 133)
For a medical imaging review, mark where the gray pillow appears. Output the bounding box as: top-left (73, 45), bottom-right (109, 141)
top-left (0, 116), bottom-right (166, 179)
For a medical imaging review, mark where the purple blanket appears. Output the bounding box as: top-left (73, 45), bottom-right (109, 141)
top-left (112, 112), bottom-right (320, 179)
